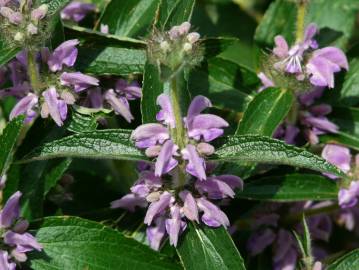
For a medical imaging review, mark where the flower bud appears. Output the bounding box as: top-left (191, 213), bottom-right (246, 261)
top-left (27, 23), bottom-right (38, 35)
top-left (160, 41), bottom-right (170, 52)
top-left (0, 7), bottom-right (22, 24)
top-left (145, 145), bottom-right (162, 158)
top-left (31, 4), bottom-right (48, 21)
top-left (146, 191), bottom-right (161, 202)
top-left (178, 22), bottom-right (191, 35)
top-left (197, 142), bottom-right (215, 156)
top-left (183, 42), bottom-right (192, 52)
top-left (14, 32), bottom-right (24, 41)
top-left (187, 32), bottom-right (200, 44)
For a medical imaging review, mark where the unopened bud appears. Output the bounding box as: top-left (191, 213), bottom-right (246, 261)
top-left (187, 32), bottom-right (200, 44)
top-left (14, 32), bottom-right (24, 41)
top-left (183, 42), bottom-right (192, 52)
top-left (178, 22), bottom-right (191, 35)
top-left (40, 102), bottom-right (49, 118)
top-left (31, 4), bottom-right (48, 21)
top-left (60, 91), bottom-right (76, 105)
top-left (145, 145), bottom-right (162, 158)
top-left (0, 7), bottom-right (22, 24)
top-left (27, 23), bottom-right (38, 35)
top-left (197, 142), bottom-right (215, 156)
top-left (100, 24), bottom-right (109, 34)
top-left (146, 191), bottom-right (161, 202)
top-left (169, 26), bottom-right (180, 40)
top-left (160, 41), bottom-right (170, 52)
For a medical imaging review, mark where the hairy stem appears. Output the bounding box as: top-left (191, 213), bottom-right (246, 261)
top-left (27, 50), bottom-right (42, 93)
top-left (295, 0), bottom-right (308, 43)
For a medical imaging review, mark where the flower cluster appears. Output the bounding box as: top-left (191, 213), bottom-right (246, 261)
top-left (246, 202), bottom-right (331, 270)
top-left (0, 191), bottom-right (42, 269)
top-left (322, 144), bottom-right (359, 208)
top-left (271, 87), bottom-right (338, 145)
top-left (273, 23), bottom-right (348, 88)
top-left (1, 39), bottom-right (99, 126)
top-left (111, 94), bottom-right (243, 249)
top-left (0, 0), bottom-right (48, 47)
top-left (148, 22), bottom-right (202, 78)
top-left (1, 39), bottom-right (142, 125)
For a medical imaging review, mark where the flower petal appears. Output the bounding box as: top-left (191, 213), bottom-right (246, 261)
top-left (48, 39), bottom-right (79, 72)
top-left (131, 123), bottom-right (170, 148)
top-left (181, 144), bottom-right (206, 180)
top-left (321, 144), bottom-right (351, 173)
top-left (156, 94), bottom-right (176, 128)
top-left (0, 191), bottom-right (21, 228)
top-left (144, 191), bottom-right (173, 225)
top-left (110, 194), bottom-right (147, 212)
top-left (179, 190), bottom-right (199, 222)
top-left (155, 140), bottom-right (178, 176)
top-left (60, 72), bottom-right (99, 92)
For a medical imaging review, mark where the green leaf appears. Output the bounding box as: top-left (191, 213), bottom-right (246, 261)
top-left (327, 248), bottom-right (359, 270)
top-left (44, 158), bottom-right (72, 196)
top-left (21, 129), bottom-right (148, 163)
top-left (141, 62), bottom-right (164, 123)
top-left (237, 174), bottom-right (338, 201)
top-left (202, 38), bottom-right (238, 59)
top-left (176, 223), bottom-right (246, 270)
top-left (188, 57), bottom-right (257, 112)
top-left (236, 87), bottom-right (294, 136)
top-left (0, 116), bottom-right (24, 177)
top-left (157, 0), bottom-right (196, 29)
top-left (320, 131), bottom-right (359, 152)
top-left (255, 0), bottom-right (359, 49)
top-left (212, 135), bottom-right (345, 177)
top-left (19, 159), bottom-right (71, 220)
top-left (0, 42), bottom-right (21, 67)
top-left (67, 111), bottom-right (99, 134)
top-left (100, 0), bottom-right (160, 38)
top-left (335, 59), bottom-right (359, 106)
top-left (28, 216), bottom-right (181, 270)
top-left (65, 25), bottom-right (146, 76)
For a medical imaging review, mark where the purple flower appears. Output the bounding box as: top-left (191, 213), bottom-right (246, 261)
top-left (41, 87), bottom-right (68, 126)
top-left (0, 191), bottom-right (42, 266)
top-left (47, 39), bottom-right (79, 72)
top-left (271, 23), bottom-right (348, 88)
top-left (273, 229), bottom-right (298, 270)
top-left (155, 140), bottom-right (179, 177)
top-left (165, 205), bottom-right (186, 246)
top-left (110, 194), bottom-right (147, 212)
top-left (196, 174), bottom-right (243, 199)
top-left (0, 191), bottom-right (21, 228)
top-left (247, 228), bottom-right (276, 256)
top-left (61, 1), bottom-right (96, 22)
top-left (9, 93), bottom-right (38, 123)
top-left (147, 217), bottom-right (166, 251)
top-left (144, 191), bottom-right (174, 225)
top-left (338, 182), bottom-right (359, 209)
top-left (0, 251), bottom-right (16, 270)
top-left (307, 47), bottom-right (349, 88)
top-left (321, 144), bottom-right (351, 175)
top-left (196, 197), bottom-right (229, 227)
top-left (60, 72), bottom-right (99, 92)
top-left (181, 144), bottom-right (206, 180)
top-left (179, 190), bottom-right (199, 222)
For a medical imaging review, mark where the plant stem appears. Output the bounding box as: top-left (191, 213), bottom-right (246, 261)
top-left (169, 73), bottom-right (187, 188)
top-left (295, 0), bottom-right (308, 43)
top-left (170, 74), bottom-right (186, 149)
top-left (27, 50), bottom-right (42, 93)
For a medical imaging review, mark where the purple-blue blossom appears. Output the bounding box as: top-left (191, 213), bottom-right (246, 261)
top-left (1, 39), bottom-right (99, 126)
top-left (272, 23), bottom-right (348, 88)
top-left (0, 191), bottom-right (42, 268)
top-left (61, 1), bottom-right (96, 22)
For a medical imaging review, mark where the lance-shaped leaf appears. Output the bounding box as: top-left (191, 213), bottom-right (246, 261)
top-left (211, 135), bottom-right (345, 177)
top-left (0, 116), bottom-right (24, 177)
top-left (236, 87), bottom-right (294, 136)
top-left (327, 248), bottom-right (359, 270)
top-left (100, 0), bottom-right (160, 38)
top-left (28, 217), bottom-right (181, 270)
top-left (255, 0), bottom-right (359, 49)
top-left (177, 223), bottom-right (246, 270)
top-left (65, 25), bottom-right (146, 76)
top-left (0, 41), bottom-right (20, 66)
top-left (156, 0), bottom-right (196, 29)
top-left (237, 174), bottom-right (338, 201)
top-left (21, 129), bottom-right (148, 163)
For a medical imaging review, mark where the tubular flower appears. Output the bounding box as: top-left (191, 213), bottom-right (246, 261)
top-left (322, 144), bottom-right (359, 208)
top-left (111, 163), bottom-right (243, 250)
top-left (112, 93), bottom-right (241, 250)
top-left (0, 39), bottom-right (99, 126)
top-left (131, 94), bottom-right (228, 180)
top-left (61, 1), bottom-right (96, 22)
top-left (259, 75), bottom-right (338, 145)
top-left (269, 23), bottom-right (348, 89)
top-left (246, 202), bottom-right (331, 270)
top-left (0, 192), bottom-right (42, 269)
